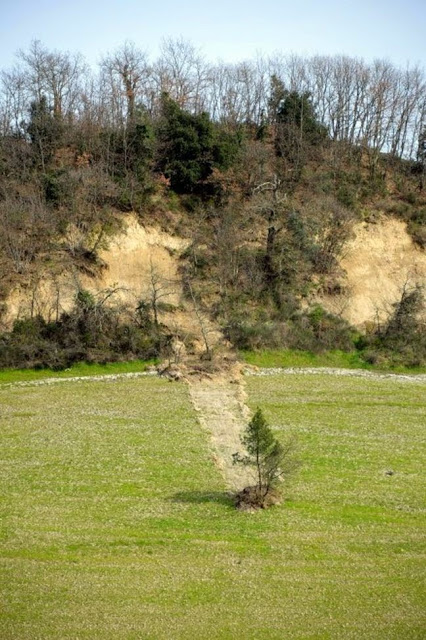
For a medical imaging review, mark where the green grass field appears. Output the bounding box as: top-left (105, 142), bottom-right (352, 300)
top-left (1, 374), bottom-right (425, 638)
top-left (0, 358), bottom-right (158, 385)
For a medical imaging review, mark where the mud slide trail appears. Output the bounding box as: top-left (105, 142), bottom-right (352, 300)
top-left (187, 365), bottom-right (426, 491)
top-left (189, 376), bottom-right (253, 491)
top-left (4, 366), bottom-right (424, 492)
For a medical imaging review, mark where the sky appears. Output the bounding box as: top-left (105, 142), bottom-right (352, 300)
top-left (0, 0), bottom-right (425, 70)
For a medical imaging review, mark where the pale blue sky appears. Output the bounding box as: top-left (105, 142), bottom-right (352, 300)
top-left (0, 0), bottom-right (425, 69)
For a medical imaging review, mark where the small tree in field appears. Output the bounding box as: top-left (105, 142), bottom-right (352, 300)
top-left (233, 408), bottom-right (299, 509)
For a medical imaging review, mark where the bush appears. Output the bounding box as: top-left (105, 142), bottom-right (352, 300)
top-left (0, 295), bottom-right (164, 370)
top-left (361, 285), bottom-right (426, 367)
top-left (407, 208), bottom-right (426, 247)
top-left (224, 305), bottom-right (355, 354)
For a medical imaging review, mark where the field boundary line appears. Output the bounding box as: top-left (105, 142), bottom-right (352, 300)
top-left (2, 365), bottom-right (426, 390)
top-left (0, 370), bottom-right (157, 389)
top-left (245, 367), bottom-right (426, 383)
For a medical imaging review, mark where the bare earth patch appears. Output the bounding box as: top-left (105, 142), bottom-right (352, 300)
top-left (319, 217), bottom-right (426, 327)
top-left (188, 371), bottom-right (253, 491)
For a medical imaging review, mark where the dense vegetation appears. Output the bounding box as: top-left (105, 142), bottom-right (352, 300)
top-left (0, 290), bottom-right (162, 370)
top-left (0, 39), bottom-right (425, 368)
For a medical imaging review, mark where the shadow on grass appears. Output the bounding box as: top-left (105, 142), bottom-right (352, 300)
top-left (171, 490), bottom-right (235, 508)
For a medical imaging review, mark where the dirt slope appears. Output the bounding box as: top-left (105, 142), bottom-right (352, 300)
top-left (3, 213), bottom-right (426, 335)
top-left (319, 217), bottom-right (426, 327)
top-left (3, 215), bottom-right (187, 325)
top-left (96, 216), bottom-right (187, 308)
top-left (189, 374), bottom-right (253, 490)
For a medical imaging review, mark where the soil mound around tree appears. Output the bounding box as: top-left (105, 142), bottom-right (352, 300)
top-left (235, 485), bottom-right (282, 511)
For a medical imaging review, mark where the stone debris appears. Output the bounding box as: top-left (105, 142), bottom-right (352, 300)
top-left (244, 367), bottom-right (426, 383)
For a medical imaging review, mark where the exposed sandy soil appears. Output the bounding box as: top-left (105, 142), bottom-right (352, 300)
top-left (3, 215), bottom-right (227, 357)
top-left (188, 373), bottom-right (253, 491)
top-left (3, 214), bottom-right (426, 336)
top-left (96, 216), bottom-right (188, 308)
top-left (3, 215), bottom-right (188, 327)
top-left (319, 217), bottom-right (426, 327)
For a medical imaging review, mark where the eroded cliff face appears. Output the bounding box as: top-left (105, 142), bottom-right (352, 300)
top-left (2, 215), bottom-right (223, 353)
top-left (318, 218), bottom-right (426, 328)
top-left (2, 216), bottom-right (187, 327)
top-left (2, 214), bottom-right (426, 334)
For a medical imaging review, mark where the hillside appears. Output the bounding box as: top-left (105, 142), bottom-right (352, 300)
top-left (1, 41), bottom-right (425, 370)
top-left (3, 212), bottom-right (426, 331)
top-left (318, 217), bottom-right (426, 326)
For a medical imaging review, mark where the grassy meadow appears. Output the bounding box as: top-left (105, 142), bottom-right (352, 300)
top-left (0, 359), bottom-right (158, 385)
top-left (1, 373), bottom-right (425, 639)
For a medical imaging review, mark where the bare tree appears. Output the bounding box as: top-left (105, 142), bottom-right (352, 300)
top-left (0, 195), bottom-right (52, 274)
top-left (139, 257), bottom-right (174, 330)
top-left (253, 174), bottom-right (287, 267)
top-left (18, 40), bottom-right (86, 119)
top-left (0, 66), bottom-right (28, 136)
top-left (153, 37), bottom-right (209, 113)
top-left (185, 278), bottom-right (215, 359)
top-left (101, 41), bottom-right (150, 125)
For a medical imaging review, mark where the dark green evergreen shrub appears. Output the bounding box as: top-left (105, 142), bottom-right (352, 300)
top-left (233, 407), bottom-right (300, 509)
